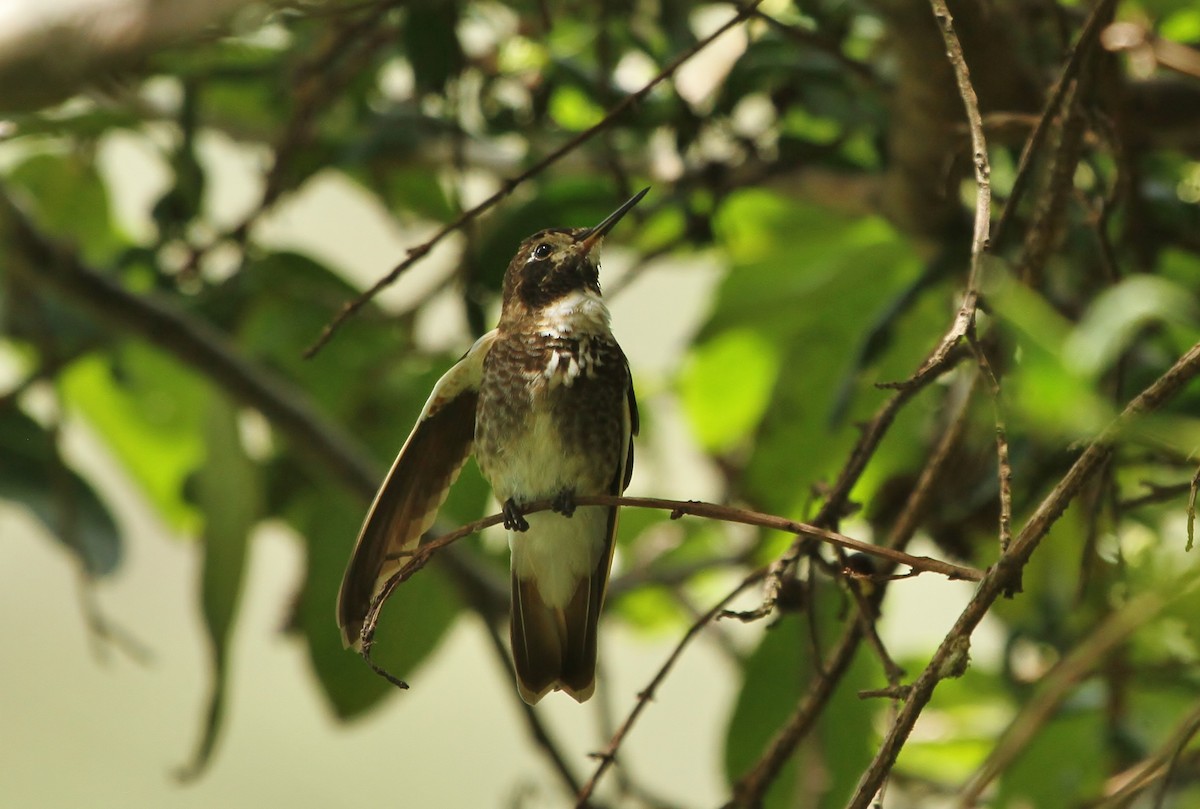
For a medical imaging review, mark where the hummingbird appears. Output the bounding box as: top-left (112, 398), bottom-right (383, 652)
top-left (337, 188), bottom-right (646, 704)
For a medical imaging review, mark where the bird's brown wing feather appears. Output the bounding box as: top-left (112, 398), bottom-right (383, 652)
top-left (336, 331), bottom-right (496, 649)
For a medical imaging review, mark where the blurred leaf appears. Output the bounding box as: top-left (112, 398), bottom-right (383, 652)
top-left (724, 600), bottom-right (876, 807)
top-left (1161, 7), bottom-right (1200, 40)
top-left (7, 152), bottom-right (125, 265)
top-left (548, 84), bottom-right (605, 131)
top-left (701, 191), bottom-right (925, 513)
top-left (994, 706), bottom-right (1106, 808)
top-left (0, 405), bottom-right (121, 576)
top-left (1064, 275), bottom-right (1198, 377)
top-left (60, 344), bottom-right (207, 531)
top-left (705, 192), bottom-right (920, 338)
top-left (725, 618), bottom-right (805, 806)
top-left (988, 273), bottom-right (1112, 441)
top-left (895, 665), bottom-right (1012, 782)
top-left (680, 328), bottom-right (780, 452)
top-left (178, 390), bottom-right (262, 780)
top-left (381, 166), bottom-right (455, 222)
top-left (228, 251), bottom-right (431, 444)
top-left (614, 585), bottom-right (688, 632)
top-left (404, 2), bottom-right (465, 94)
top-left (289, 487), bottom-right (461, 719)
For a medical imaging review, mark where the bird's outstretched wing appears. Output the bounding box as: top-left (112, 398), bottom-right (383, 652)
top-left (337, 330), bottom-right (497, 649)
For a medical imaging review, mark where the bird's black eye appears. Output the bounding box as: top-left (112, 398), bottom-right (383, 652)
top-left (533, 243), bottom-right (554, 260)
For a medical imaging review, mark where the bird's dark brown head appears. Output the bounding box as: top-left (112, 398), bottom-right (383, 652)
top-left (499, 188), bottom-right (648, 322)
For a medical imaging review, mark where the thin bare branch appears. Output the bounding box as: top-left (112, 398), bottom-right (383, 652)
top-left (1094, 702), bottom-right (1200, 808)
top-left (887, 0), bottom-right (991, 391)
top-left (968, 328), bottom-right (1013, 554)
top-left (357, 493), bottom-right (984, 666)
top-left (1187, 465), bottom-right (1200, 551)
top-left (739, 347), bottom-right (972, 625)
top-left (992, 0), bottom-right (1118, 250)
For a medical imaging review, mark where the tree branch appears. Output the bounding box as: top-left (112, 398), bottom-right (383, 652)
top-left (991, 0), bottom-right (1118, 251)
top-left (1093, 702), bottom-right (1200, 807)
top-left (357, 494), bottom-right (984, 671)
top-left (888, 0), bottom-right (991, 389)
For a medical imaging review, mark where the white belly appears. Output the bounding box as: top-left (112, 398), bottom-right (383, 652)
top-left (486, 410), bottom-right (598, 501)
top-left (509, 507), bottom-right (608, 608)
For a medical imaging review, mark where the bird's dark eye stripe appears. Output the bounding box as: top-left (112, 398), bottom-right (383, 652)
top-left (533, 243), bottom-right (553, 259)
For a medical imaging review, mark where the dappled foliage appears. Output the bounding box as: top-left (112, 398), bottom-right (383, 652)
top-left (3, 0), bottom-right (1200, 806)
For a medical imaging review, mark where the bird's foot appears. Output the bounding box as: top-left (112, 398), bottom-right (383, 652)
top-left (503, 498), bottom-right (530, 532)
top-left (551, 488), bottom-right (577, 518)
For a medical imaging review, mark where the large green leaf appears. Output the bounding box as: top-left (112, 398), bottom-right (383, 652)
top-left (724, 596), bottom-right (877, 808)
top-left (289, 487), bottom-right (462, 720)
top-left (60, 344), bottom-right (208, 531)
top-left (0, 405), bottom-right (121, 576)
top-left (1064, 274), bottom-right (1199, 378)
top-left (230, 251), bottom-right (412, 423)
top-left (994, 707), bottom-right (1106, 807)
top-left (6, 152), bottom-right (126, 265)
top-left (679, 327), bottom-right (781, 453)
top-left (696, 191), bottom-right (926, 513)
top-left (894, 665), bottom-right (1011, 785)
top-left (178, 389), bottom-right (262, 779)
top-left (724, 617), bottom-right (806, 807)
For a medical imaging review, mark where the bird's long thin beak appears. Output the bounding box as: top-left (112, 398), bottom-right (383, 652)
top-left (577, 187), bottom-right (650, 254)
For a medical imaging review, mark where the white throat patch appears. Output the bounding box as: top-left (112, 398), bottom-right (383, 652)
top-left (536, 289), bottom-right (611, 338)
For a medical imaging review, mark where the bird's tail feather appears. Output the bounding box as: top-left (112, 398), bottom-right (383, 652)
top-left (511, 559), bottom-right (604, 704)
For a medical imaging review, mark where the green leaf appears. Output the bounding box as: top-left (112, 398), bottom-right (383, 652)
top-left (380, 166), bottom-right (455, 222)
top-left (0, 405), bottom-right (121, 576)
top-left (724, 618), bottom-right (806, 806)
top-left (548, 84), bottom-right (605, 131)
top-left (895, 665), bottom-right (1011, 783)
top-left (60, 345), bottom-right (207, 531)
top-left (178, 390), bottom-right (261, 780)
top-left (700, 191), bottom-right (925, 512)
top-left (289, 487), bottom-right (462, 720)
top-left (724, 601), bottom-right (877, 807)
top-left (994, 706), bottom-right (1106, 807)
top-left (988, 273), bottom-right (1114, 440)
top-left (403, 1), bottom-right (465, 94)
top-left (7, 152), bottom-right (126, 265)
top-left (679, 328), bottom-right (780, 452)
top-left (1064, 275), bottom-right (1198, 376)
top-left (231, 251), bottom-right (409, 422)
